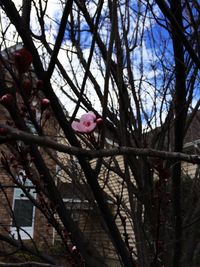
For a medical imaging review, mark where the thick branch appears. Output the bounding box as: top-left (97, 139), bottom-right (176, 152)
top-left (47, 0), bottom-right (73, 77)
top-left (21, 0), bottom-right (31, 27)
top-left (0, 234), bottom-right (55, 264)
top-left (170, 1), bottom-right (186, 266)
top-left (0, 262), bottom-right (63, 267)
top-left (1, 125), bottom-right (200, 164)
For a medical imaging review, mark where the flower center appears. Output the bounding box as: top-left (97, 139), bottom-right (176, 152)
top-left (83, 121), bottom-right (91, 127)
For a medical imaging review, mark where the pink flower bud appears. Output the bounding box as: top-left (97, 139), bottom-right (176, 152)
top-left (45, 112), bottom-right (51, 120)
top-left (96, 118), bottom-right (103, 126)
top-left (14, 48), bottom-right (33, 73)
top-left (71, 245), bottom-right (77, 252)
top-left (9, 155), bottom-right (16, 162)
top-left (36, 80), bottom-right (43, 90)
top-left (21, 105), bottom-right (27, 112)
top-left (0, 127), bottom-right (8, 135)
top-left (22, 80), bottom-right (32, 95)
top-left (41, 98), bottom-right (50, 109)
top-left (0, 94), bottom-right (14, 106)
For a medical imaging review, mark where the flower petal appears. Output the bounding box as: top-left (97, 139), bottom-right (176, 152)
top-left (80, 112), bottom-right (96, 122)
top-left (80, 121), bottom-right (97, 133)
top-left (71, 121), bottom-right (81, 132)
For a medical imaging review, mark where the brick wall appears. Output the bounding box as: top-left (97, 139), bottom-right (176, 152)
top-left (0, 103), bottom-right (56, 251)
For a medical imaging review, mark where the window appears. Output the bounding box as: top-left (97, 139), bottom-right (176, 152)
top-left (10, 171), bottom-right (36, 240)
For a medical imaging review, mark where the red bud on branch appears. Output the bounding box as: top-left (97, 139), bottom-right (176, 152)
top-left (14, 48), bottom-right (33, 73)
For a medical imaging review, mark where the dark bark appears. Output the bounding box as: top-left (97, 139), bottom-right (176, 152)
top-left (0, 234), bottom-right (56, 265)
top-left (170, 1), bottom-right (187, 266)
top-left (1, 125), bottom-right (200, 164)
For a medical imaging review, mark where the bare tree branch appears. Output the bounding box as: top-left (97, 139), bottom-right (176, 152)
top-left (0, 124), bottom-right (200, 164)
top-left (0, 262), bottom-right (63, 267)
top-left (155, 0), bottom-right (200, 69)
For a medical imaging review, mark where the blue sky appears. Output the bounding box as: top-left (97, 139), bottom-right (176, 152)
top-left (1, 0), bottom-right (199, 125)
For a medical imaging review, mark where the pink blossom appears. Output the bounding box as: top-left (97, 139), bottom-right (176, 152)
top-left (71, 245), bottom-right (77, 252)
top-left (0, 94), bottom-right (14, 106)
top-left (96, 117), bottom-right (103, 125)
top-left (41, 98), bottom-right (50, 109)
top-left (71, 112), bottom-right (97, 134)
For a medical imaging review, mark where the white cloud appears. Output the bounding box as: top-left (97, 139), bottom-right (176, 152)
top-left (0, 0), bottom-right (171, 127)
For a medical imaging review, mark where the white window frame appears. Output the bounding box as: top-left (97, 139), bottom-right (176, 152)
top-left (10, 170), bottom-right (36, 240)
